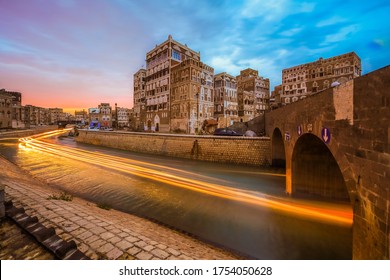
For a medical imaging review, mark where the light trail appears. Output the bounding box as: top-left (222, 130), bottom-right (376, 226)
top-left (19, 130), bottom-right (353, 225)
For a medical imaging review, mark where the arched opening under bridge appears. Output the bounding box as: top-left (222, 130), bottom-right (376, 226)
top-left (292, 133), bottom-right (350, 201)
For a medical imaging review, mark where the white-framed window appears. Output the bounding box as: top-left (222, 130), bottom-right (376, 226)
top-left (172, 50), bottom-right (181, 61)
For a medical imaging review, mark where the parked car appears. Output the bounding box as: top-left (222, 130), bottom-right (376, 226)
top-left (244, 130), bottom-right (257, 137)
top-left (213, 128), bottom-right (243, 136)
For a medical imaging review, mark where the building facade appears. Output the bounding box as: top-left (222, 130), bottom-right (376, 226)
top-left (116, 107), bottom-right (131, 128)
top-left (48, 108), bottom-right (63, 124)
top-left (281, 52), bottom-right (361, 105)
top-left (75, 109), bottom-right (88, 125)
top-left (214, 72), bottom-right (238, 127)
top-left (98, 103), bottom-right (112, 128)
top-left (236, 68), bottom-right (270, 122)
top-left (0, 89), bottom-right (24, 129)
top-left (88, 103), bottom-right (112, 129)
top-left (170, 58), bottom-right (214, 134)
top-left (133, 69), bottom-right (146, 131)
top-left (270, 84), bottom-right (282, 110)
top-left (144, 35), bottom-right (202, 132)
top-left (24, 105), bottom-right (50, 127)
top-left (0, 92), bottom-right (13, 129)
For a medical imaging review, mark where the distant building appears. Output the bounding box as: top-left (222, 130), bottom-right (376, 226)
top-left (7, 90), bottom-right (23, 128)
top-left (49, 108), bottom-right (64, 124)
top-left (0, 91), bottom-right (13, 129)
top-left (98, 103), bottom-right (112, 128)
top-left (270, 85), bottom-right (282, 110)
top-left (88, 103), bottom-right (112, 128)
top-left (116, 107), bottom-right (131, 128)
top-left (24, 105), bottom-right (49, 127)
top-left (88, 108), bottom-right (100, 128)
top-left (0, 89), bottom-right (24, 129)
top-left (236, 68), bottom-right (270, 122)
top-left (281, 52), bottom-right (361, 105)
top-left (133, 69), bottom-right (146, 131)
top-left (214, 72), bottom-right (238, 127)
top-left (75, 109), bottom-right (88, 125)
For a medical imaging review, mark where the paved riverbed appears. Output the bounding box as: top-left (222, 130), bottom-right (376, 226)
top-left (0, 157), bottom-right (241, 260)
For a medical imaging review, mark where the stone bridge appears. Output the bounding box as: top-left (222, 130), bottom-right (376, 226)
top-left (264, 65), bottom-right (390, 259)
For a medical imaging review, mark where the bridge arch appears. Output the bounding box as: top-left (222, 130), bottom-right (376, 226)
top-left (291, 133), bottom-right (350, 201)
top-left (271, 128), bottom-right (286, 168)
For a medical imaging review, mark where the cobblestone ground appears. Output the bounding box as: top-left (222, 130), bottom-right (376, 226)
top-left (0, 157), bottom-right (241, 260)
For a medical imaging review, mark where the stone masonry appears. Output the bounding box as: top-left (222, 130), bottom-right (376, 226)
top-left (76, 132), bottom-right (271, 166)
top-left (264, 65), bottom-right (390, 259)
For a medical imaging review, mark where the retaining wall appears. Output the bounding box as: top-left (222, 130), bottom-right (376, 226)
top-left (0, 125), bottom-right (58, 139)
top-left (76, 131), bottom-right (271, 166)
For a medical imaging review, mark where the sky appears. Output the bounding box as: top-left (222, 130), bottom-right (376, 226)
top-left (1, 0), bottom-right (389, 113)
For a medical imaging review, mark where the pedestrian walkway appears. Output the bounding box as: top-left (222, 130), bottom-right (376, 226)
top-left (0, 157), bottom-right (242, 260)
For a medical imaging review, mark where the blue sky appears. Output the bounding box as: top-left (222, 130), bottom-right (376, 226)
top-left (0, 0), bottom-right (389, 110)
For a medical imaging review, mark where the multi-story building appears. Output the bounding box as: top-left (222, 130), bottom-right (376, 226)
top-left (281, 52), bottom-right (361, 104)
top-left (24, 105), bottom-right (49, 127)
top-left (88, 103), bottom-right (112, 128)
top-left (0, 89), bottom-right (24, 128)
top-left (270, 85), bottom-right (282, 110)
top-left (214, 72), bottom-right (238, 127)
top-left (236, 68), bottom-right (270, 122)
top-left (88, 107), bottom-right (100, 128)
top-left (39, 108), bottom-right (50, 125)
top-left (0, 92), bottom-right (13, 129)
top-left (170, 58), bottom-right (214, 134)
top-left (49, 108), bottom-right (63, 124)
top-left (98, 103), bottom-right (112, 128)
top-left (133, 69), bottom-right (146, 131)
top-left (116, 107), bottom-right (131, 128)
top-left (88, 103), bottom-right (113, 128)
top-left (144, 35), bottom-right (202, 132)
top-left (75, 109), bottom-right (88, 125)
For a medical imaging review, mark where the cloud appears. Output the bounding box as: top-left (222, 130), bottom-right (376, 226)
top-left (240, 0), bottom-right (315, 20)
top-left (241, 0), bottom-right (288, 20)
top-left (316, 16), bottom-right (347, 27)
top-left (322, 24), bottom-right (359, 45)
top-left (1, 0), bottom-right (389, 109)
top-left (279, 27), bottom-right (303, 37)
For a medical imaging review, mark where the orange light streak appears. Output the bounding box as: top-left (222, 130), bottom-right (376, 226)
top-left (19, 130), bottom-right (353, 225)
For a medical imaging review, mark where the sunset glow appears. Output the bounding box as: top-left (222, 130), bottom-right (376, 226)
top-left (1, 0), bottom-right (389, 110)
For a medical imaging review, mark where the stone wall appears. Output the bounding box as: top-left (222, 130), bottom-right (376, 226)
top-left (76, 131), bottom-right (271, 166)
top-left (0, 125), bottom-right (58, 139)
top-left (346, 66), bottom-right (390, 259)
top-left (264, 65), bottom-right (390, 259)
